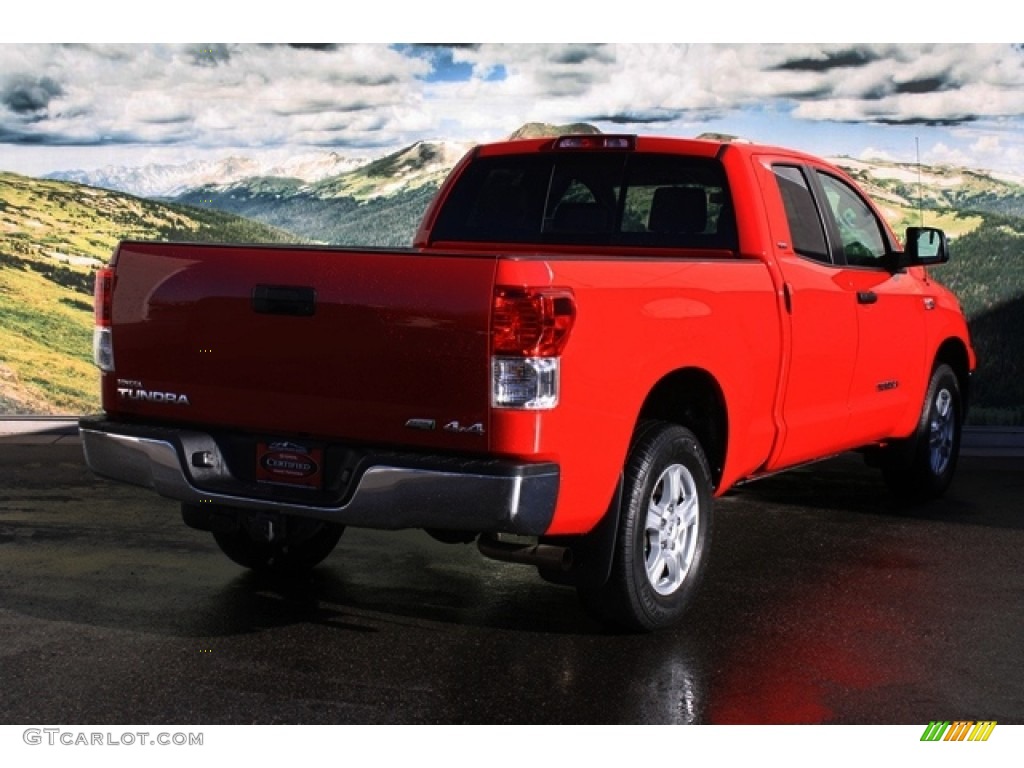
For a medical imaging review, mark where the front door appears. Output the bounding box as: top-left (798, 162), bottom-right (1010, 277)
top-left (814, 171), bottom-right (926, 440)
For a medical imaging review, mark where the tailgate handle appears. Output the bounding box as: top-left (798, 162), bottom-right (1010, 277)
top-left (252, 285), bottom-right (316, 316)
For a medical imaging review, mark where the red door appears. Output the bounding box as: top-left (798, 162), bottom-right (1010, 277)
top-left (753, 159), bottom-right (861, 469)
top-left (754, 157), bottom-right (926, 470)
top-left (813, 171), bottom-right (926, 440)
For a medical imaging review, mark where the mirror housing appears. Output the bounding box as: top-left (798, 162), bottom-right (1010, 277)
top-left (898, 226), bottom-right (949, 269)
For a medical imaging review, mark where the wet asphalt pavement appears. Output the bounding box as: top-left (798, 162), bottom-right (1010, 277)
top-left (0, 435), bottom-right (1021, 724)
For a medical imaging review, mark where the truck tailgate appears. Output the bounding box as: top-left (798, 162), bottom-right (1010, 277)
top-left (104, 242), bottom-right (496, 452)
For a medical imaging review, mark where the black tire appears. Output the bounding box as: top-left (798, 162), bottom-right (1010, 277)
top-left (881, 363), bottom-right (962, 503)
top-left (578, 422), bottom-right (713, 632)
top-left (213, 516), bottom-right (344, 573)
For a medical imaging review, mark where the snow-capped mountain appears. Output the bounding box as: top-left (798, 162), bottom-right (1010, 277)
top-left (170, 140), bottom-right (474, 247)
top-left (48, 151), bottom-right (363, 198)
top-left (45, 122), bottom-right (601, 200)
top-left (45, 123), bottom-right (603, 201)
top-left (312, 141), bottom-right (472, 200)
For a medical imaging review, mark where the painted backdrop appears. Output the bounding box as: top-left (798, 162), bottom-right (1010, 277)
top-left (1, 44), bottom-right (1022, 422)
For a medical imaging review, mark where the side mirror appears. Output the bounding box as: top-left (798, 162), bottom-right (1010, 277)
top-left (898, 226), bottom-right (949, 269)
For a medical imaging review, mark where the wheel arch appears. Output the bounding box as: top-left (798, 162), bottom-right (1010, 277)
top-left (934, 337), bottom-right (972, 417)
top-left (635, 368), bottom-right (728, 490)
top-left (550, 368), bottom-right (727, 593)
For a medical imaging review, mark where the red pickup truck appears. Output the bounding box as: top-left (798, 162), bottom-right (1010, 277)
top-left (80, 134), bottom-right (975, 631)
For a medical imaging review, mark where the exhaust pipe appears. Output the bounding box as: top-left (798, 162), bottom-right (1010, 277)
top-left (477, 534), bottom-right (573, 572)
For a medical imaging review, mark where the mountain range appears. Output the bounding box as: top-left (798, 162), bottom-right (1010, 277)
top-left (3, 122), bottom-right (1024, 420)
top-left (170, 140), bottom-right (472, 246)
top-left (49, 151), bottom-right (364, 199)
top-left (47, 121), bottom-right (600, 199)
top-left (836, 157), bottom-right (1024, 223)
top-left (45, 125), bottom-right (1024, 248)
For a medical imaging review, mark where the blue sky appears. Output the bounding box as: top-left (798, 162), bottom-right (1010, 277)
top-left (2, 39), bottom-right (1022, 178)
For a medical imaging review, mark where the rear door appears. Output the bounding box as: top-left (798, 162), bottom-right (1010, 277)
top-left (755, 158), bottom-right (861, 468)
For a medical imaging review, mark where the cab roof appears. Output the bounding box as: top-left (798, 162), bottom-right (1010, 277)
top-left (472, 133), bottom-right (823, 165)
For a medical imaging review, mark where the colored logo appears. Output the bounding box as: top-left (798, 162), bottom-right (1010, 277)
top-left (920, 721), bottom-right (997, 742)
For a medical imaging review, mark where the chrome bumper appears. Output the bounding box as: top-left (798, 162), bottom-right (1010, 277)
top-left (79, 419), bottom-right (559, 536)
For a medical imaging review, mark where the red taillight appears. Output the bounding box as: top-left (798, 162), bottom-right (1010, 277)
top-left (492, 287), bottom-right (576, 357)
top-left (491, 287), bottom-right (575, 410)
top-left (94, 267), bottom-right (114, 327)
top-left (93, 267), bottom-right (115, 372)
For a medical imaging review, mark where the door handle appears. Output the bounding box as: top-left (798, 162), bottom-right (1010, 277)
top-left (856, 291), bottom-right (878, 305)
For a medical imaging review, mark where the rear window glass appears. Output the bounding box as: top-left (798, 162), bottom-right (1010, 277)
top-left (430, 152), bottom-right (737, 250)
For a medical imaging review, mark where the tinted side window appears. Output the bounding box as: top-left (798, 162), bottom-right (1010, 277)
top-left (816, 172), bottom-right (889, 268)
top-left (772, 165), bottom-right (829, 263)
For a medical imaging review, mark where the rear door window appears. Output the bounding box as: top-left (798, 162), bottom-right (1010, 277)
top-left (771, 165), bottom-right (830, 263)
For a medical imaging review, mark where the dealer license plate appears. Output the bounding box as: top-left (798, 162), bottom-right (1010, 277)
top-left (255, 440), bottom-right (324, 490)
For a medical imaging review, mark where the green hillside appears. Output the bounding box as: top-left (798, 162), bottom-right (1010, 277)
top-left (176, 183), bottom-right (438, 247)
top-left (936, 215), bottom-right (1024, 424)
top-left (833, 160), bottom-right (1024, 423)
top-left (3, 152), bottom-right (1024, 425)
top-left (0, 172), bottom-right (299, 414)
top-left (173, 141), bottom-right (464, 246)
top-left (836, 158), bottom-right (1024, 236)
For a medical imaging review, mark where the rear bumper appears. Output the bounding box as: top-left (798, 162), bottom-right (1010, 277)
top-left (79, 417), bottom-right (559, 536)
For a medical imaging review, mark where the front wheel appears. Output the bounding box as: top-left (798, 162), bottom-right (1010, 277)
top-left (881, 363), bottom-right (962, 503)
top-left (579, 422), bottom-right (713, 632)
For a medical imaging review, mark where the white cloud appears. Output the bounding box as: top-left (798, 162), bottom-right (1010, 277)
top-left (440, 44), bottom-right (1024, 130)
top-left (0, 44), bottom-right (431, 148)
top-left (3, 43), bottom-right (1024, 175)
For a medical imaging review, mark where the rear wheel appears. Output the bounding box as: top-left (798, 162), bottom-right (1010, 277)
top-left (213, 515), bottom-right (344, 573)
top-left (579, 422), bottom-right (713, 632)
top-left (881, 363), bottom-right (962, 503)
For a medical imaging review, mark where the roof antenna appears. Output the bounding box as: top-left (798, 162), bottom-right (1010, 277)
top-left (916, 137), bottom-right (924, 226)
